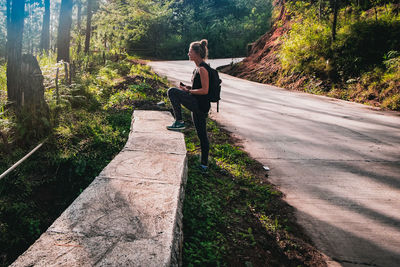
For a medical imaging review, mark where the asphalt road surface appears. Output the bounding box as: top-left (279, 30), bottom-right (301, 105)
top-left (149, 59), bottom-right (400, 267)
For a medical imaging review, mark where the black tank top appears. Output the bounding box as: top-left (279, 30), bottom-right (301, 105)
top-left (191, 62), bottom-right (211, 113)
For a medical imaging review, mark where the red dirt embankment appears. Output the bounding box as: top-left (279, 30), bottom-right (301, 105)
top-left (221, 1), bottom-right (400, 110)
top-left (221, 0), bottom-right (318, 91)
top-left (220, 1), bottom-right (291, 85)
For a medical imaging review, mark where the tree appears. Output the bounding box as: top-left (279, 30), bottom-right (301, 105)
top-left (77, 0), bottom-right (81, 29)
top-left (90, 0), bottom-right (272, 59)
top-left (57, 0), bottom-right (73, 62)
top-left (77, 0), bottom-right (82, 52)
top-left (6, 0), bottom-right (10, 34)
top-left (7, 0), bottom-right (25, 107)
top-left (331, 0), bottom-right (340, 41)
top-left (40, 0), bottom-right (50, 52)
top-left (4, 0), bottom-right (11, 58)
top-left (84, 0), bottom-right (94, 54)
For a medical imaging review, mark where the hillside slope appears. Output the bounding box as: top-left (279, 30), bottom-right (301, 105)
top-left (221, 1), bottom-right (400, 110)
top-left (221, 1), bottom-right (288, 84)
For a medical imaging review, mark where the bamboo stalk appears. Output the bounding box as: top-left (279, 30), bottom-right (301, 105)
top-left (56, 67), bottom-right (60, 104)
top-left (0, 141), bottom-right (46, 180)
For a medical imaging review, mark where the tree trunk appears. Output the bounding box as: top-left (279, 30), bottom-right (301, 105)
top-left (30, 2), bottom-right (34, 54)
top-left (77, 0), bottom-right (81, 29)
top-left (77, 0), bottom-right (82, 53)
top-left (278, 0), bottom-right (286, 21)
top-left (332, 0), bottom-right (339, 41)
top-left (6, 1), bottom-right (11, 35)
top-left (7, 0), bottom-right (25, 107)
top-left (6, 0), bottom-right (11, 59)
top-left (18, 54), bottom-right (50, 139)
top-left (21, 54), bottom-right (48, 110)
top-left (40, 0), bottom-right (50, 52)
top-left (6, 0), bottom-right (11, 31)
top-left (319, 0), bottom-right (323, 19)
top-left (84, 0), bottom-right (93, 54)
top-left (57, 0), bottom-right (73, 62)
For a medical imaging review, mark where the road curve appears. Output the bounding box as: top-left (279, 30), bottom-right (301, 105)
top-left (149, 59), bottom-right (400, 267)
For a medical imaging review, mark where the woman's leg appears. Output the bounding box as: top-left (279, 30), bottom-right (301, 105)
top-left (167, 87), bottom-right (199, 121)
top-left (192, 111), bottom-right (209, 166)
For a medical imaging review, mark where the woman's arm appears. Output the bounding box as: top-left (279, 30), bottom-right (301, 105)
top-left (189, 67), bottom-right (209, 95)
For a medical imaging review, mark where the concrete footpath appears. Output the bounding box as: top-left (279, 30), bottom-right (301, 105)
top-left (11, 110), bottom-right (187, 267)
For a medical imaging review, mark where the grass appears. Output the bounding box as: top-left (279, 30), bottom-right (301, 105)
top-left (182, 114), bottom-right (325, 266)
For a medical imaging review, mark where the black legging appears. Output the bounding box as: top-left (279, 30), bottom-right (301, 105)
top-left (168, 87), bottom-right (209, 166)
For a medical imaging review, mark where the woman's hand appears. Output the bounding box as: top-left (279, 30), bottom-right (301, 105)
top-left (179, 84), bottom-right (191, 92)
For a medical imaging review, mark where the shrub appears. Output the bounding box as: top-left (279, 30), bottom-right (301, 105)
top-left (280, 18), bottom-right (331, 76)
top-left (382, 94), bottom-right (400, 110)
top-left (334, 20), bottom-right (400, 78)
top-left (0, 64), bottom-right (6, 109)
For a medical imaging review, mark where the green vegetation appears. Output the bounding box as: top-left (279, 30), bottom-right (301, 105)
top-left (91, 0), bottom-right (273, 59)
top-left (0, 0), bottom-right (282, 264)
top-left (0, 64), bottom-right (5, 107)
top-left (183, 115), bottom-right (323, 265)
top-left (6, 0), bottom-right (397, 265)
top-left (0, 0), bottom-right (272, 60)
top-left (0, 54), bottom-right (168, 266)
top-left (278, 1), bottom-right (400, 109)
top-left (1, 51), bottom-right (324, 265)
top-left (0, 54), bottom-right (324, 265)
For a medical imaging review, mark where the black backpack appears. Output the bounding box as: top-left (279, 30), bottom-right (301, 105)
top-left (203, 63), bottom-right (222, 112)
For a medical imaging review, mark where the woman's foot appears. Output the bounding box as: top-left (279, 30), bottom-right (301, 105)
top-left (167, 120), bottom-right (185, 131)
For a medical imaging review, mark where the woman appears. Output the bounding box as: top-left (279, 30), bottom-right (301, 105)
top-left (167, 39), bottom-right (211, 171)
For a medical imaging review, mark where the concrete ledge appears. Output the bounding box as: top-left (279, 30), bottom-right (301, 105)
top-left (11, 110), bottom-right (187, 267)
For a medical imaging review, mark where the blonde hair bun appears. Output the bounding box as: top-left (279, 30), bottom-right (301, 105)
top-left (200, 39), bottom-right (208, 47)
top-left (190, 39), bottom-right (209, 59)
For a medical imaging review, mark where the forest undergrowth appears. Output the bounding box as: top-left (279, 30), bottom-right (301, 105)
top-left (0, 53), bottom-right (169, 266)
top-left (222, 1), bottom-right (400, 110)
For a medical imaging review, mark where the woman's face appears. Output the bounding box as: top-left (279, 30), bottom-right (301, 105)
top-left (188, 47), bottom-right (198, 61)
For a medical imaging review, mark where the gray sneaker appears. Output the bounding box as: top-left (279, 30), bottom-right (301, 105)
top-left (167, 121), bottom-right (185, 131)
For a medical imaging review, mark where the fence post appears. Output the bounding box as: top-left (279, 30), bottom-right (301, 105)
top-left (56, 67), bottom-right (60, 104)
top-left (69, 62), bottom-right (72, 84)
top-left (64, 62), bottom-right (69, 84)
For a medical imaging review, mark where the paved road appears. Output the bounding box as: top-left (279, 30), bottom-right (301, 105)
top-left (149, 59), bottom-right (400, 267)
